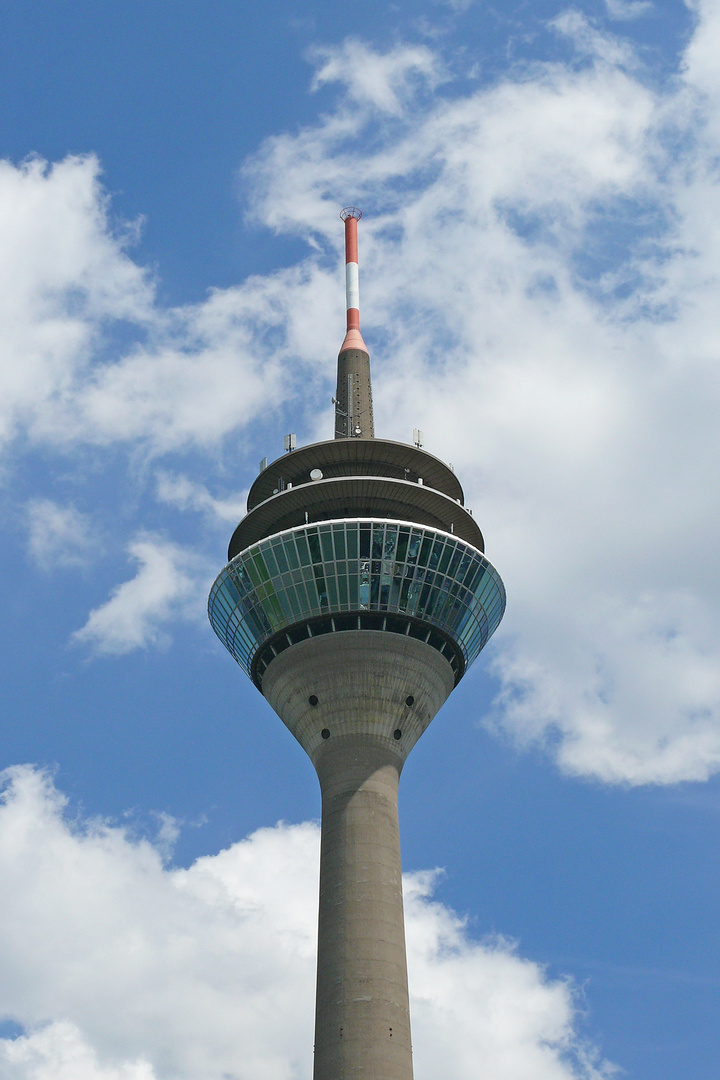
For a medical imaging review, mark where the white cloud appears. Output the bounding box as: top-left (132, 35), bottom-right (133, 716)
top-left (0, 766), bottom-right (611, 1080)
top-left (26, 499), bottom-right (97, 571)
top-left (682, 0), bottom-right (720, 136)
top-left (72, 536), bottom-right (210, 654)
top-left (0, 1023), bottom-right (155, 1080)
top-left (0, 155), bottom-right (332, 457)
top-left (602, 0), bottom-right (652, 22)
top-left (155, 472), bottom-right (247, 524)
top-left (309, 38), bottom-right (443, 114)
top-left (0, 155), bottom-right (154, 448)
top-left (552, 10), bottom-right (641, 67)
top-left (241, 29), bottom-right (720, 785)
top-left (439, 0), bottom-right (476, 11)
top-left (3, 17), bottom-right (720, 787)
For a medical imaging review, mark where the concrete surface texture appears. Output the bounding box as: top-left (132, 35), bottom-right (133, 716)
top-left (263, 631), bottom-right (455, 1080)
top-left (335, 346), bottom-right (375, 439)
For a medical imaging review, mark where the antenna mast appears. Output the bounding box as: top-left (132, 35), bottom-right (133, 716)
top-left (334, 208), bottom-right (374, 439)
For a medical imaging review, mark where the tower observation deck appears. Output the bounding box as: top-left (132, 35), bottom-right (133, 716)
top-left (208, 209), bottom-right (505, 1080)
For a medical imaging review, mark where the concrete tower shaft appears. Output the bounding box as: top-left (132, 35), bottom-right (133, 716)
top-left (208, 208), bottom-right (505, 1080)
top-left (263, 633), bottom-right (454, 1080)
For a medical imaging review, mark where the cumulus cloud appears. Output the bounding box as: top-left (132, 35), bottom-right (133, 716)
top-left (0, 155), bottom-right (332, 457)
top-left (0, 766), bottom-right (611, 1080)
top-left (0, 1023), bottom-right (155, 1080)
top-left (72, 536), bottom-right (210, 654)
top-left (241, 25), bottom-right (720, 785)
top-left (3, 13), bottom-right (720, 787)
top-left (26, 499), bottom-right (98, 571)
top-left (0, 155), bottom-right (153, 449)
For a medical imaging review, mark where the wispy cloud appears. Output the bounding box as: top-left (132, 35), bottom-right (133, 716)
top-left (603, 0), bottom-right (652, 21)
top-left (155, 472), bottom-right (247, 524)
top-left (552, 10), bottom-right (642, 66)
top-left (309, 38), bottom-right (443, 115)
top-left (72, 536), bottom-right (210, 654)
top-left (25, 499), bottom-right (98, 571)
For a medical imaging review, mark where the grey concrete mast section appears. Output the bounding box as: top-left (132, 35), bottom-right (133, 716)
top-left (263, 631), bottom-right (455, 1080)
top-left (335, 347), bottom-right (375, 438)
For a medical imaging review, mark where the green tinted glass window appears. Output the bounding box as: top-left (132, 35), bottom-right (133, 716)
top-left (208, 518), bottom-right (505, 681)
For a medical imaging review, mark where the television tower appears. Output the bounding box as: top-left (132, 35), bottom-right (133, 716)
top-left (209, 208), bottom-right (505, 1080)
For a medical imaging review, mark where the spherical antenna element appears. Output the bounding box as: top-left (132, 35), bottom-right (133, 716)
top-left (340, 207), bottom-right (362, 221)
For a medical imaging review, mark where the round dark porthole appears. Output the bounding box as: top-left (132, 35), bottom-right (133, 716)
top-left (405, 695), bottom-right (414, 707)
top-left (321, 728), bottom-right (331, 740)
top-left (308, 695), bottom-right (319, 706)
top-left (393, 729), bottom-right (402, 741)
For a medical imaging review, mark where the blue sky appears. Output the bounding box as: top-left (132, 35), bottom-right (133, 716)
top-left (1, 2), bottom-right (719, 1078)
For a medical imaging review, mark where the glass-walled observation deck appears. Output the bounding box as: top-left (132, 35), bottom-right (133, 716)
top-left (208, 519), bottom-right (505, 689)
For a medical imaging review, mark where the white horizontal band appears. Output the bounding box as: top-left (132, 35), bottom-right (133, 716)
top-left (345, 262), bottom-right (359, 312)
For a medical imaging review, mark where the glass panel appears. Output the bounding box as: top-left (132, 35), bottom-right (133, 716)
top-left (423, 585), bottom-right (439, 618)
top-left (326, 575), bottom-right (339, 608)
top-left (428, 537), bottom-right (443, 571)
top-left (419, 534), bottom-right (433, 565)
top-left (261, 591), bottom-right (284, 628)
top-left (295, 534), bottom-right (310, 565)
top-left (457, 552), bottom-right (473, 585)
top-left (397, 527), bottom-right (409, 563)
top-left (253, 552), bottom-right (270, 583)
top-left (263, 548), bottom-right (279, 578)
top-left (446, 545), bottom-right (463, 580)
top-left (283, 537), bottom-right (299, 570)
top-left (437, 541), bottom-right (453, 575)
top-left (273, 542), bottom-right (289, 574)
top-left (308, 530), bottom-right (322, 564)
top-left (383, 526), bottom-right (398, 560)
top-left (245, 559), bottom-right (262, 588)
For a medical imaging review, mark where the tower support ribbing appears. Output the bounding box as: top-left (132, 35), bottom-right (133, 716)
top-left (208, 209), bottom-right (505, 1080)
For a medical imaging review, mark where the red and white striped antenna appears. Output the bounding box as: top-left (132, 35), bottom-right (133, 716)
top-left (339, 207), bottom-right (368, 354)
top-left (334, 206), bottom-right (373, 438)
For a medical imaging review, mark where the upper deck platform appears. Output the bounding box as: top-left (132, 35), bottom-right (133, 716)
top-left (247, 438), bottom-right (464, 509)
top-left (228, 438), bottom-right (481, 559)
